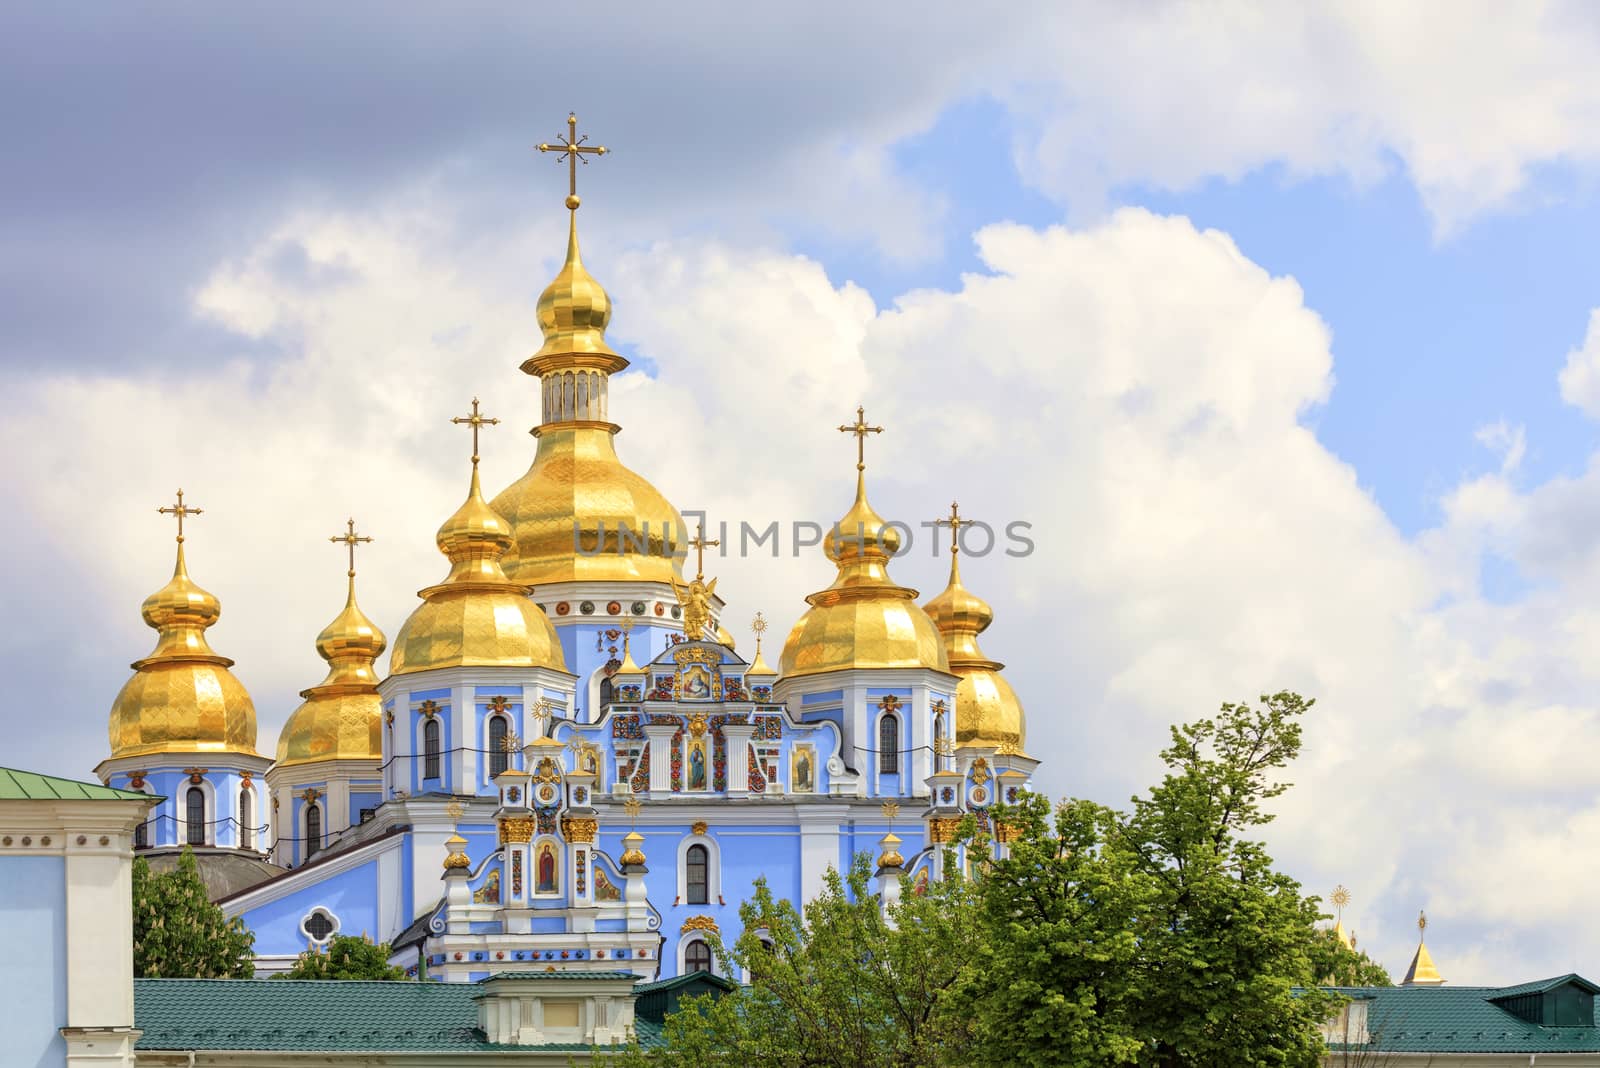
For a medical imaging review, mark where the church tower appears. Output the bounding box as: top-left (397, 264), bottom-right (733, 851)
top-left (267, 520), bottom-right (387, 867)
top-left (773, 410), bottom-right (958, 799)
top-left (490, 114), bottom-right (721, 722)
top-left (96, 491), bottom-right (273, 867)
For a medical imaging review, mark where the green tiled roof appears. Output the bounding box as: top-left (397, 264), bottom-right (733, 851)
top-left (1328, 977), bottom-right (1600, 1054)
top-left (0, 767), bottom-right (153, 802)
top-left (134, 978), bottom-right (663, 1053)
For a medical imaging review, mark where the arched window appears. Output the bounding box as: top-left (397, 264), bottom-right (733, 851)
top-left (686, 844), bottom-right (709, 905)
top-left (186, 787), bottom-right (206, 846)
top-left (424, 718), bottom-right (441, 780)
top-left (599, 676), bottom-right (615, 707)
top-left (684, 939), bottom-right (713, 974)
top-left (239, 788), bottom-right (253, 850)
top-left (879, 714), bottom-right (899, 774)
top-left (305, 803), bottom-right (323, 859)
top-left (488, 714), bottom-right (509, 777)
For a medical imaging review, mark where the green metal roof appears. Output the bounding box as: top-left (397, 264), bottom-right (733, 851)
top-left (134, 978), bottom-right (664, 1053)
top-left (0, 767), bottom-right (153, 802)
top-left (1329, 976), bottom-right (1600, 1054)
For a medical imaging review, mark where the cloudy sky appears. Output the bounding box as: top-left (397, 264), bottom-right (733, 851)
top-left (8, 3), bottom-right (1600, 983)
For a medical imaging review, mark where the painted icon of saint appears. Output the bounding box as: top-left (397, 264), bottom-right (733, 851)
top-left (536, 843), bottom-right (557, 893)
top-left (689, 743), bottom-right (707, 790)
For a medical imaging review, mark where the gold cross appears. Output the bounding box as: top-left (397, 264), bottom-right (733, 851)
top-left (933, 500), bottom-right (973, 557)
top-left (451, 398), bottom-right (500, 465)
top-left (688, 521), bottom-right (720, 581)
top-left (329, 517), bottom-right (373, 577)
top-left (158, 489), bottom-right (203, 543)
top-left (751, 611), bottom-right (768, 654)
top-left (837, 406), bottom-right (884, 471)
top-left (537, 112), bottom-right (609, 211)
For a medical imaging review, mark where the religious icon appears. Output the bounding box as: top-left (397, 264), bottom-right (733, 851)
top-left (791, 745), bottom-right (815, 793)
top-left (682, 665), bottom-right (712, 700)
top-left (912, 869), bottom-right (929, 896)
top-left (688, 739), bottom-right (707, 790)
top-left (536, 842), bottom-right (558, 894)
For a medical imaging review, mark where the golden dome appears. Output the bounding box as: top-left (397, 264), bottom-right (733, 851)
top-left (108, 540), bottom-right (260, 759)
top-left (780, 472), bottom-right (948, 679)
top-left (922, 544), bottom-right (1027, 755)
top-left (494, 199), bottom-right (685, 586)
top-left (715, 622), bottom-right (736, 649)
top-left (390, 461), bottom-right (569, 676)
top-left (493, 427), bottom-right (685, 586)
top-left (276, 572), bottom-right (387, 768)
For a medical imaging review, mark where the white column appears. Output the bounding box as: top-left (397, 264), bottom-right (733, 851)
top-left (644, 724), bottom-right (676, 796)
top-left (798, 811), bottom-right (843, 902)
top-left (453, 686), bottom-right (473, 793)
top-left (723, 724), bottom-right (754, 798)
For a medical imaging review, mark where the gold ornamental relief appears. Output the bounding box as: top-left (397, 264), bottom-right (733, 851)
top-left (680, 914), bottom-right (719, 935)
top-left (928, 817), bottom-right (962, 844)
top-left (499, 817), bottom-right (536, 844)
top-left (560, 817), bottom-right (598, 843)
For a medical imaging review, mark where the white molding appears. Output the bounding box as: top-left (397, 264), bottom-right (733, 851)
top-left (675, 833), bottom-right (720, 906)
top-left (219, 830), bottom-right (404, 913)
top-left (676, 930), bottom-right (718, 977)
top-left (298, 904), bottom-right (342, 946)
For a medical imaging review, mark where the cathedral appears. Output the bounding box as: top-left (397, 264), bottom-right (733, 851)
top-left (89, 115), bottom-right (1036, 983)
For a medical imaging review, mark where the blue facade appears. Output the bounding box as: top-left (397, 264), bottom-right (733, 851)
top-left (1, 855), bottom-right (67, 1068)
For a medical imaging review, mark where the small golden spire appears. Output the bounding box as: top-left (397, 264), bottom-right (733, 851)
top-left (877, 832), bottom-right (904, 870)
top-left (1330, 885), bottom-right (1354, 950)
top-left (620, 795), bottom-right (646, 866)
top-left (435, 400), bottom-right (515, 585)
top-left (617, 618), bottom-right (641, 674)
top-left (1402, 909), bottom-right (1445, 986)
top-left (537, 112), bottom-right (609, 213)
top-left (747, 611), bottom-right (776, 677)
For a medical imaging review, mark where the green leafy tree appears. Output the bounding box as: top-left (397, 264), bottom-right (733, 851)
top-left (623, 852), bottom-right (981, 1067)
top-left (970, 691), bottom-right (1336, 1068)
top-left (281, 933), bottom-right (405, 980)
top-left (132, 847), bottom-right (255, 978)
top-left (1307, 926), bottom-right (1393, 987)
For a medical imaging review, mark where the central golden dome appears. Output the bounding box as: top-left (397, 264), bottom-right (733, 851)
top-left (390, 457), bottom-right (569, 676)
top-left (779, 471), bottom-right (948, 679)
top-left (493, 209), bottom-right (685, 586)
top-left (277, 569), bottom-right (387, 767)
top-left (108, 539), bottom-right (260, 760)
top-left (922, 535), bottom-right (1027, 755)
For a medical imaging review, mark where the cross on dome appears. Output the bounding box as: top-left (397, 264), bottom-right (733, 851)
top-left (329, 517), bottom-right (373, 578)
top-left (451, 397), bottom-right (501, 465)
top-left (158, 488), bottom-right (203, 543)
top-left (934, 500), bottom-right (976, 557)
top-left (537, 112), bottom-right (609, 211)
top-left (688, 521), bottom-right (720, 581)
top-left (838, 405), bottom-right (884, 472)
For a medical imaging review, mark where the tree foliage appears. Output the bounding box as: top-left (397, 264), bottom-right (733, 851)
top-left (1308, 926), bottom-right (1393, 987)
top-left (132, 847), bottom-right (255, 978)
top-left (636, 692), bottom-right (1360, 1067)
top-left (281, 933), bottom-right (405, 980)
top-left (622, 852), bottom-right (980, 1067)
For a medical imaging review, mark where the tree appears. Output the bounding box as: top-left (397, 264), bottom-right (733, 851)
top-left (622, 852), bottom-right (981, 1067)
top-left (281, 933), bottom-right (405, 980)
top-left (969, 691), bottom-right (1336, 1067)
top-left (133, 847), bottom-right (255, 978)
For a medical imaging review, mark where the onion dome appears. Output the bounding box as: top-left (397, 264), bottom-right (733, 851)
top-left (620, 830), bottom-right (646, 867)
top-left (492, 171), bottom-right (684, 586)
top-left (780, 468), bottom-right (948, 679)
top-left (108, 498), bottom-right (259, 760)
top-left (276, 532), bottom-right (387, 767)
top-left (443, 831), bottom-right (472, 871)
top-left (390, 412), bottom-right (568, 676)
top-left (922, 511), bottom-right (1027, 755)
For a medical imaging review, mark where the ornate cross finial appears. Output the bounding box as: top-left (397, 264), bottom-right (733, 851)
top-left (751, 611), bottom-right (768, 654)
top-left (329, 517), bottom-right (373, 578)
top-left (444, 800), bottom-right (465, 825)
top-left (1417, 910), bottom-right (1428, 938)
top-left (1331, 884), bottom-right (1351, 923)
top-left (934, 500), bottom-right (973, 557)
top-left (537, 112), bottom-right (609, 211)
top-left (158, 489), bottom-right (203, 543)
top-left (622, 795), bottom-right (642, 828)
top-left (451, 398), bottom-right (500, 466)
top-left (838, 405), bottom-right (884, 472)
top-left (881, 801), bottom-right (900, 821)
top-left (687, 521), bottom-right (720, 581)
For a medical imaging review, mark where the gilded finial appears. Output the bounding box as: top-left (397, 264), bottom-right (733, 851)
top-left (537, 112), bottom-right (609, 212)
top-left (158, 489), bottom-right (203, 543)
top-left (329, 518), bottom-right (373, 578)
top-left (451, 398), bottom-right (501, 468)
top-left (1402, 908), bottom-right (1445, 986)
top-left (671, 522), bottom-right (719, 641)
top-left (881, 801), bottom-right (900, 820)
top-left (687, 521), bottom-right (720, 583)
top-left (620, 794), bottom-right (646, 866)
top-left (1418, 910), bottom-right (1427, 938)
top-left (877, 832), bottom-right (904, 870)
top-left (622, 795), bottom-right (642, 828)
top-left (838, 405), bottom-right (884, 472)
top-left (751, 611), bottom-right (768, 650)
top-left (1331, 884), bottom-right (1351, 923)
top-left (934, 501), bottom-right (972, 557)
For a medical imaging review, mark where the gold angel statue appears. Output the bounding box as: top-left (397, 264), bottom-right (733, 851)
top-left (670, 574), bottom-right (717, 641)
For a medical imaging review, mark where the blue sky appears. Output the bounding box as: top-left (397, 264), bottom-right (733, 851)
top-left (7, 4), bottom-right (1600, 985)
